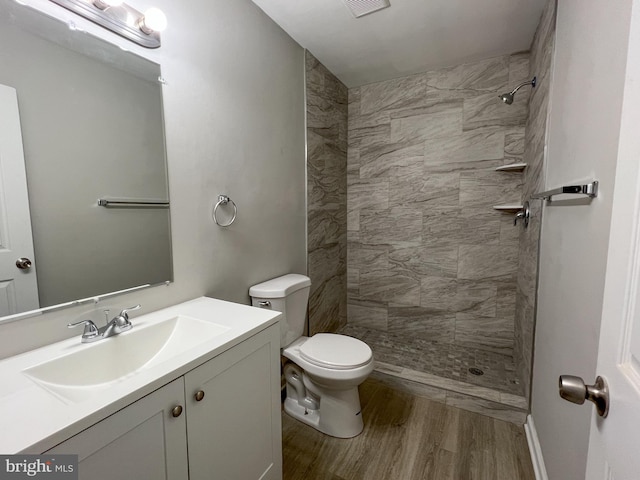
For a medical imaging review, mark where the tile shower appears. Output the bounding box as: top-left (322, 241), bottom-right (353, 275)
top-left (305, 0), bottom-right (554, 422)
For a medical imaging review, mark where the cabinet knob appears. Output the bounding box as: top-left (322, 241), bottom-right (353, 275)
top-left (171, 405), bottom-right (183, 418)
top-left (194, 390), bottom-right (205, 402)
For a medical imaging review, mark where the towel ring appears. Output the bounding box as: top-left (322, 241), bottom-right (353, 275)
top-left (212, 195), bottom-right (237, 227)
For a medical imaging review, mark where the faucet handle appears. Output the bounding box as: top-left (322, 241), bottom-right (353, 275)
top-left (119, 304), bottom-right (141, 322)
top-left (68, 319), bottom-right (99, 340)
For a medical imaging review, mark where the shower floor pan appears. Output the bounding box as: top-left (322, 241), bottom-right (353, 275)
top-left (338, 324), bottom-right (528, 424)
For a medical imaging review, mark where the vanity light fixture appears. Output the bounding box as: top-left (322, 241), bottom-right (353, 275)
top-left (137, 7), bottom-right (167, 35)
top-left (49, 0), bottom-right (166, 48)
top-left (92, 0), bottom-right (123, 10)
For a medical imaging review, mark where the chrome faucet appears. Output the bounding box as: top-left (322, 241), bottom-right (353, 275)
top-left (68, 305), bottom-right (141, 343)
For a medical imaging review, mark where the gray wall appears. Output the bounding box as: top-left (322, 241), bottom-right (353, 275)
top-left (532, 0), bottom-right (633, 477)
top-left (0, 0), bottom-right (307, 358)
top-left (0, 13), bottom-right (170, 307)
top-left (306, 51), bottom-right (348, 335)
top-left (346, 54), bottom-right (528, 357)
top-left (514, 0), bottom-right (556, 403)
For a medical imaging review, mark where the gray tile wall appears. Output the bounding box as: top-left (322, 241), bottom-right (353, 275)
top-left (306, 51), bottom-right (348, 335)
top-left (347, 54), bottom-right (530, 357)
top-left (515, 0), bottom-right (557, 402)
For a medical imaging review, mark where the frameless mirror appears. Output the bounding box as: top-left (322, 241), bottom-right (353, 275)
top-left (0, 0), bottom-right (172, 320)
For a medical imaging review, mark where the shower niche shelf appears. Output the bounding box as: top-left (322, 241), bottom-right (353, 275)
top-left (495, 163), bottom-right (527, 172)
top-left (493, 205), bottom-right (523, 212)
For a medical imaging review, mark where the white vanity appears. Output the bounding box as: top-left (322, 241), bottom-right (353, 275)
top-left (0, 297), bottom-right (283, 480)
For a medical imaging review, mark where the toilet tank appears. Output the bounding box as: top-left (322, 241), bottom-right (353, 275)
top-left (249, 274), bottom-right (311, 347)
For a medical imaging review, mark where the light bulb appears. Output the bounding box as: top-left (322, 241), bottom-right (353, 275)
top-left (139, 7), bottom-right (167, 34)
top-left (93, 0), bottom-right (123, 10)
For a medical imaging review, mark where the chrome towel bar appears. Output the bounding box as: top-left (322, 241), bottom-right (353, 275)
top-left (98, 198), bottom-right (169, 208)
top-left (531, 181), bottom-right (598, 201)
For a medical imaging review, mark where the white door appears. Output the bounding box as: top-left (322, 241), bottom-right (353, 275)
top-left (0, 84), bottom-right (39, 316)
top-left (585, 1), bottom-right (640, 477)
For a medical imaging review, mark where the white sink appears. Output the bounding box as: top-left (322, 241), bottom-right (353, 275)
top-left (23, 315), bottom-right (229, 403)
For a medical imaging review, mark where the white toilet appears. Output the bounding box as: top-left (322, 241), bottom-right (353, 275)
top-left (249, 273), bottom-right (374, 438)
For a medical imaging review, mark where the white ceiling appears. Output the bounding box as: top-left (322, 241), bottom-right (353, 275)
top-left (250, 0), bottom-right (547, 87)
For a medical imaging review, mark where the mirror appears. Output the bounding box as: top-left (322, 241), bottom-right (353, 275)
top-left (0, 0), bottom-right (172, 320)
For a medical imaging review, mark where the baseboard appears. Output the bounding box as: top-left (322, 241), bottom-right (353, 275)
top-left (525, 414), bottom-right (549, 480)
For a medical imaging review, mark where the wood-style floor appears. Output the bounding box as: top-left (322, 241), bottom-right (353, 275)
top-left (282, 378), bottom-right (535, 480)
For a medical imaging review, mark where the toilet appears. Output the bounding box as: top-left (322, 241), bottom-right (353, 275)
top-left (249, 273), bottom-right (374, 438)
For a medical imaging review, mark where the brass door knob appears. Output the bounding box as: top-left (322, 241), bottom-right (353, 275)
top-left (194, 390), bottom-right (205, 402)
top-left (171, 405), bottom-right (183, 418)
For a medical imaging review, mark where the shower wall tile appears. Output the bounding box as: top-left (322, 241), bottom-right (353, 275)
top-left (387, 307), bottom-right (456, 343)
top-left (420, 276), bottom-right (458, 311)
top-left (306, 51), bottom-right (348, 336)
top-left (389, 171), bottom-right (459, 208)
top-left (309, 272), bottom-right (346, 334)
top-left (347, 178), bottom-right (389, 211)
top-left (499, 213), bottom-right (521, 246)
top-left (347, 267), bottom-right (360, 299)
top-left (455, 313), bottom-right (515, 355)
top-left (423, 129), bottom-right (505, 171)
top-left (389, 101), bottom-right (463, 143)
top-left (457, 208), bottom-right (503, 245)
top-left (497, 284), bottom-right (518, 319)
top-left (348, 302), bottom-right (388, 330)
top-left (360, 207), bottom-right (423, 247)
top-left (348, 53), bottom-right (529, 359)
top-left (514, 0), bottom-right (556, 402)
top-left (463, 92), bottom-right (528, 131)
top-left (361, 274), bottom-right (421, 306)
top-left (504, 127), bottom-right (526, 163)
top-left (459, 171), bottom-right (523, 208)
top-left (360, 73), bottom-right (427, 115)
top-left (458, 244), bottom-right (518, 281)
top-left (509, 52), bottom-right (532, 85)
top-left (360, 257), bottom-right (421, 306)
top-left (359, 140), bottom-right (424, 178)
top-left (349, 244), bottom-right (388, 271)
top-left (389, 245), bottom-right (459, 279)
top-left (308, 208), bottom-right (343, 247)
top-left (456, 281), bottom-right (498, 317)
top-left (425, 56), bottom-right (509, 102)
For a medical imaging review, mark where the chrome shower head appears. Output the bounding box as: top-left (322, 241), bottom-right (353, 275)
top-left (499, 76), bottom-right (536, 105)
top-left (500, 92), bottom-right (515, 104)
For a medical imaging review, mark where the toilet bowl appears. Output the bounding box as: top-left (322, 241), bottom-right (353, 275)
top-left (249, 274), bottom-right (374, 438)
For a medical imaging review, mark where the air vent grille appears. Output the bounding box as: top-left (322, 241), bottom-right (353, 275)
top-left (343, 0), bottom-right (391, 18)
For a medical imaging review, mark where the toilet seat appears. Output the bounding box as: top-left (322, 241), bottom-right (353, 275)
top-left (299, 334), bottom-right (372, 370)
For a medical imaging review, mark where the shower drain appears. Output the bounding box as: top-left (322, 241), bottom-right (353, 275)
top-left (468, 367), bottom-right (484, 376)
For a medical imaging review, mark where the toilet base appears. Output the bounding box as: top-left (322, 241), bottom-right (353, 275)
top-left (284, 384), bottom-right (364, 438)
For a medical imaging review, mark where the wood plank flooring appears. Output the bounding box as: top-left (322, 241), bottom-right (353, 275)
top-left (282, 378), bottom-right (535, 480)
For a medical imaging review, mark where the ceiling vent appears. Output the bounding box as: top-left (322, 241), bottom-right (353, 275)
top-left (342, 0), bottom-right (391, 18)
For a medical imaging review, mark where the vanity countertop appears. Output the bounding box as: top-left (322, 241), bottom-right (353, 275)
top-left (0, 297), bottom-right (281, 454)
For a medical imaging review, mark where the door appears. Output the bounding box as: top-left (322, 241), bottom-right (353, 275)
top-left (585, 1), bottom-right (640, 477)
top-left (47, 378), bottom-right (189, 480)
top-left (0, 84), bottom-right (39, 316)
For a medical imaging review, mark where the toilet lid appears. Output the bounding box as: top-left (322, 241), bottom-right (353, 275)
top-left (299, 334), bottom-right (372, 370)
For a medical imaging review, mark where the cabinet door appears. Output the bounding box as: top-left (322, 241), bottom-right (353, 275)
top-left (185, 325), bottom-right (282, 480)
top-left (47, 378), bottom-right (189, 480)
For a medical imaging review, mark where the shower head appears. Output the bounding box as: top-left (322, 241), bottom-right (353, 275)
top-left (499, 92), bottom-right (515, 105)
top-left (499, 76), bottom-right (537, 105)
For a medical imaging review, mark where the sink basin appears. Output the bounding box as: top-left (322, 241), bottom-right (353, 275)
top-left (23, 315), bottom-right (229, 403)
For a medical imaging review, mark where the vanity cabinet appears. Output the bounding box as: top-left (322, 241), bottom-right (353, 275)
top-left (47, 325), bottom-right (282, 480)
